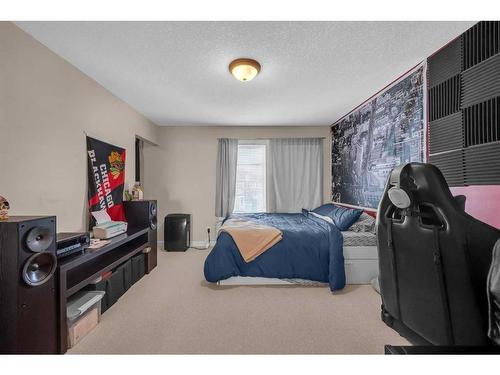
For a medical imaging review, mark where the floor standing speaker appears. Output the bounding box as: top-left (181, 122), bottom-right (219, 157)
top-left (0, 216), bottom-right (58, 354)
top-left (123, 200), bottom-right (158, 273)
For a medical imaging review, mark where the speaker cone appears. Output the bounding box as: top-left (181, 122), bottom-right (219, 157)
top-left (150, 202), bottom-right (157, 229)
top-left (22, 252), bottom-right (57, 286)
top-left (150, 216), bottom-right (157, 230)
top-left (25, 226), bottom-right (53, 252)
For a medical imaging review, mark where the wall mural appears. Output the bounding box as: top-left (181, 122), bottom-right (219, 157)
top-left (331, 64), bottom-right (426, 209)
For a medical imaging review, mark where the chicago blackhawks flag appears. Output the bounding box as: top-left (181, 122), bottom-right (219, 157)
top-left (86, 136), bottom-right (126, 223)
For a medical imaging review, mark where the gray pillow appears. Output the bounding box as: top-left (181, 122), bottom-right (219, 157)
top-left (349, 212), bottom-right (376, 233)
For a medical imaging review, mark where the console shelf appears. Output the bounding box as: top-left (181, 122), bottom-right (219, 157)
top-left (65, 240), bottom-right (148, 297)
top-left (59, 228), bottom-right (149, 271)
top-left (56, 226), bottom-right (156, 353)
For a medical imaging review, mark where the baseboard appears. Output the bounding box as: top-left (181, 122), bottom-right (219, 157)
top-left (157, 240), bottom-right (216, 249)
top-left (190, 240), bottom-right (216, 247)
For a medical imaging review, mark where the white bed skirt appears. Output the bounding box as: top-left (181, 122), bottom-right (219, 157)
top-left (217, 245), bottom-right (379, 286)
top-left (218, 277), bottom-right (315, 286)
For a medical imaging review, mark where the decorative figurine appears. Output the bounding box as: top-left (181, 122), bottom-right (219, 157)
top-left (132, 182), bottom-right (144, 201)
top-left (0, 196), bottom-right (9, 220)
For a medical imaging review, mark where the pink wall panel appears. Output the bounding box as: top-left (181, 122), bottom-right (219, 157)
top-left (450, 185), bottom-right (500, 229)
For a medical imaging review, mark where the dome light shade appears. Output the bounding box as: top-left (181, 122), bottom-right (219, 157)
top-left (229, 58), bottom-right (261, 82)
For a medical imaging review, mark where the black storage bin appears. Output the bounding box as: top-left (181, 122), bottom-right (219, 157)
top-left (131, 253), bottom-right (145, 285)
top-left (85, 257), bottom-right (141, 314)
top-left (116, 259), bottom-right (132, 292)
top-left (106, 267), bottom-right (126, 308)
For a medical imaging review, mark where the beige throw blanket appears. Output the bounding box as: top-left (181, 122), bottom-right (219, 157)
top-left (220, 218), bottom-right (283, 262)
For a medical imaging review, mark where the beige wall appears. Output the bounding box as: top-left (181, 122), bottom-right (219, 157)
top-left (0, 22), bottom-right (159, 232)
top-left (144, 126), bottom-right (331, 242)
top-left (0, 21), bottom-right (332, 240)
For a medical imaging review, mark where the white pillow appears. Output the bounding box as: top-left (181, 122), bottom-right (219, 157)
top-left (309, 211), bottom-right (334, 225)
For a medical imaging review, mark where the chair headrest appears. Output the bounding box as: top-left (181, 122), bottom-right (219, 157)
top-left (389, 163), bottom-right (409, 188)
top-left (388, 163), bottom-right (412, 209)
top-left (379, 163), bottom-right (467, 226)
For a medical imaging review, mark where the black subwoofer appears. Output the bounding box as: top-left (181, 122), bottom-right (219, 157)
top-left (0, 216), bottom-right (58, 354)
top-left (164, 214), bottom-right (190, 251)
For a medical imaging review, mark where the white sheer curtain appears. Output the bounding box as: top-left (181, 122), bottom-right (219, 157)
top-left (269, 138), bottom-right (323, 213)
top-left (215, 138), bottom-right (239, 218)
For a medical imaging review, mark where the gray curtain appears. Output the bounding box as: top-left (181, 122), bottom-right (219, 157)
top-left (215, 138), bottom-right (239, 217)
top-left (269, 138), bottom-right (323, 213)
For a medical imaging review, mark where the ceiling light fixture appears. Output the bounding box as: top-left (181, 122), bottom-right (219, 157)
top-left (229, 58), bottom-right (261, 82)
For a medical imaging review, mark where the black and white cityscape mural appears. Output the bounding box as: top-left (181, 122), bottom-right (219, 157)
top-left (331, 64), bottom-right (426, 209)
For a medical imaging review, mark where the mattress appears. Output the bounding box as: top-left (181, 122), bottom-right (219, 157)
top-left (342, 231), bottom-right (377, 247)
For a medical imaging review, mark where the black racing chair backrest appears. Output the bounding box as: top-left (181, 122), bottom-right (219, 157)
top-left (377, 162), bottom-right (500, 345)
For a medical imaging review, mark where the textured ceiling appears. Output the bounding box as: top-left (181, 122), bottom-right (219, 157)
top-left (16, 21), bottom-right (474, 126)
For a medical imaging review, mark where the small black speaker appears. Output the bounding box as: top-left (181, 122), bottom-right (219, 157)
top-left (123, 200), bottom-right (157, 230)
top-left (164, 214), bottom-right (190, 251)
top-left (0, 216), bottom-right (58, 354)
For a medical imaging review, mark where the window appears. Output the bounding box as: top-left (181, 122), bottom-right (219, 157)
top-left (234, 142), bottom-right (267, 213)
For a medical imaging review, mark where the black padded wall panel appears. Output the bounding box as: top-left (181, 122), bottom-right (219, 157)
top-left (462, 52), bottom-right (500, 107)
top-left (428, 21), bottom-right (500, 187)
top-left (464, 96), bottom-right (500, 147)
top-left (429, 75), bottom-right (461, 121)
top-left (429, 112), bottom-right (463, 154)
top-left (463, 21), bottom-right (500, 71)
top-left (429, 151), bottom-right (465, 186)
top-left (428, 36), bottom-right (462, 87)
top-left (464, 143), bottom-right (500, 185)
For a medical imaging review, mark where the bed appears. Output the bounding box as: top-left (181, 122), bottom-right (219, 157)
top-left (204, 208), bottom-right (379, 291)
top-left (208, 230), bottom-right (378, 288)
top-left (204, 211), bottom-right (345, 291)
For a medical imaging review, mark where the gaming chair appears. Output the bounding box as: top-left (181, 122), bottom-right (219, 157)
top-left (377, 162), bottom-right (500, 346)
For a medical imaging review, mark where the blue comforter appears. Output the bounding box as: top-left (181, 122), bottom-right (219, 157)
top-left (204, 212), bottom-right (345, 291)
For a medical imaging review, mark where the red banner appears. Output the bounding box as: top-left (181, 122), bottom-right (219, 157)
top-left (86, 136), bottom-right (126, 224)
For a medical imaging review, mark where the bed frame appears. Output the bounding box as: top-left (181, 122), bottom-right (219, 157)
top-left (218, 277), bottom-right (310, 286)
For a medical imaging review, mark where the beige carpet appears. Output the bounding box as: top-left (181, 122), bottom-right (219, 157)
top-left (69, 249), bottom-right (409, 354)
